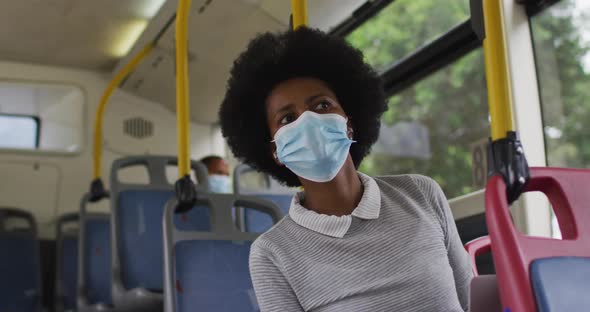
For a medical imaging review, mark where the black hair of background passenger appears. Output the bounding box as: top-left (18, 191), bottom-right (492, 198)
top-left (200, 155), bottom-right (224, 168)
top-left (219, 27), bottom-right (387, 187)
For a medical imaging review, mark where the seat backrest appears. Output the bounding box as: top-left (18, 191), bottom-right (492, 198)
top-left (163, 193), bottom-right (283, 312)
top-left (486, 167), bottom-right (590, 312)
top-left (110, 156), bottom-right (209, 293)
top-left (55, 213), bottom-right (79, 311)
top-left (78, 193), bottom-right (113, 306)
top-left (233, 164), bottom-right (293, 232)
top-left (0, 208), bottom-right (42, 312)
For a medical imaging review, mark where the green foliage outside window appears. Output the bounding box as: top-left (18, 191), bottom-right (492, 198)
top-left (346, 0), bottom-right (590, 198)
top-left (531, 0), bottom-right (590, 168)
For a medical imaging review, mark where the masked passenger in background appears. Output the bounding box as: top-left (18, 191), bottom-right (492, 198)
top-left (219, 28), bottom-right (472, 312)
top-left (200, 155), bottom-right (232, 193)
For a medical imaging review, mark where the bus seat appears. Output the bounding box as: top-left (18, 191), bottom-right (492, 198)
top-left (243, 194), bottom-right (291, 232)
top-left (110, 156), bottom-right (209, 311)
top-left (233, 164), bottom-right (293, 232)
top-left (55, 213), bottom-right (79, 312)
top-left (163, 193), bottom-right (283, 312)
top-left (486, 167), bottom-right (590, 312)
top-left (0, 208), bottom-right (42, 312)
top-left (77, 193), bottom-right (115, 312)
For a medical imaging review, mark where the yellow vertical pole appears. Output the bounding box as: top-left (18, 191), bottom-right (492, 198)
top-left (175, 0), bottom-right (192, 178)
top-left (291, 0), bottom-right (308, 30)
top-left (92, 44), bottom-right (153, 180)
top-left (482, 0), bottom-right (514, 140)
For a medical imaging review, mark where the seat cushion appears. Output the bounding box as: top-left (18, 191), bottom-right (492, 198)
top-left (84, 218), bottom-right (112, 305)
top-left (60, 235), bottom-right (78, 309)
top-left (0, 233), bottom-right (41, 312)
top-left (118, 190), bottom-right (210, 291)
top-left (531, 257), bottom-right (590, 312)
top-left (174, 240), bottom-right (257, 312)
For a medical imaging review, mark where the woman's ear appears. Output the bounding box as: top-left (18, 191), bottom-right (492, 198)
top-left (346, 117), bottom-right (354, 140)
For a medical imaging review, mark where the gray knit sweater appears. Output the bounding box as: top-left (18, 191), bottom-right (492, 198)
top-left (249, 173), bottom-right (472, 311)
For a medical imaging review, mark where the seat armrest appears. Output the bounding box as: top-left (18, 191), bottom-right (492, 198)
top-left (465, 236), bottom-right (491, 277)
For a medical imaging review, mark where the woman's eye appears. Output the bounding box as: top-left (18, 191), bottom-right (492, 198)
top-left (314, 100), bottom-right (332, 111)
top-left (279, 114), bottom-right (295, 125)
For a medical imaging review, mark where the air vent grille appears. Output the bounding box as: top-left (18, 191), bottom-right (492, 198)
top-left (123, 117), bottom-right (154, 139)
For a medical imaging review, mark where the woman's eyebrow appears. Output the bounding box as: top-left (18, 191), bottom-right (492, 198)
top-left (305, 93), bottom-right (328, 105)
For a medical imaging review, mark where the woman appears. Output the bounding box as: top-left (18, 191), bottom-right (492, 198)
top-left (219, 28), bottom-right (472, 312)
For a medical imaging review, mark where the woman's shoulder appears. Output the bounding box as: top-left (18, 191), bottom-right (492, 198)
top-left (371, 173), bottom-right (447, 220)
top-left (250, 215), bottom-right (299, 259)
top-left (373, 173), bottom-right (440, 196)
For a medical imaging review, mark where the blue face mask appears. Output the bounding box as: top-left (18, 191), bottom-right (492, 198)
top-left (208, 174), bottom-right (232, 193)
top-left (273, 111), bottom-right (354, 183)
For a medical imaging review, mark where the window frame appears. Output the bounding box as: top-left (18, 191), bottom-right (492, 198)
top-left (0, 80), bottom-right (87, 156)
top-left (0, 113), bottom-right (41, 149)
top-left (517, 0), bottom-right (562, 16)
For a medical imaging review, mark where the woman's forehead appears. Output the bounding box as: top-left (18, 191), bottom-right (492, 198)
top-left (266, 78), bottom-right (336, 109)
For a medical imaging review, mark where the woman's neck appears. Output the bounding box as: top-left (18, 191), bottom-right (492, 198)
top-left (299, 157), bottom-right (363, 216)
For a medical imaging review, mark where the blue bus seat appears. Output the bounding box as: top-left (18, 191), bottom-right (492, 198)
top-left (0, 208), bottom-right (42, 312)
top-left (84, 217), bottom-right (112, 305)
top-left (530, 257), bottom-right (590, 312)
top-left (243, 194), bottom-right (292, 233)
top-left (110, 156), bottom-right (209, 311)
top-left (60, 235), bottom-right (78, 309)
top-left (77, 194), bottom-right (115, 312)
top-left (117, 189), bottom-right (210, 291)
top-left (163, 193), bottom-right (283, 312)
top-left (174, 240), bottom-right (254, 311)
top-left (55, 213), bottom-right (79, 312)
top-left (233, 164), bottom-right (294, 233)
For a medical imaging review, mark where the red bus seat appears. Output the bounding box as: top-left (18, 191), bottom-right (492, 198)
top-left (486, 167), bottom-right (590, 312)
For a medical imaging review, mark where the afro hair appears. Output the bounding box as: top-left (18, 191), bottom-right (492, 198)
top-left (219, 27), bottom-right (387, 187)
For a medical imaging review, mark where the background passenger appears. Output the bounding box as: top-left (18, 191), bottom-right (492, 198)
top-left (219, 28), bottom-right (472, 311)
top-left (200, 155), bottom-right (232, 193)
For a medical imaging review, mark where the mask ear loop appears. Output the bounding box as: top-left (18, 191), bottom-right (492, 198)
top-left (271, 141), bottom-right (283, 165)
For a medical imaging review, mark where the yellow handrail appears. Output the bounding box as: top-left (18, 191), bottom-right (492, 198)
top-left (176, 0), bottom-right (192, 178)
top-left (92, 43), bottom-right (154, 180)
top-left (482, 0), bottom-right (513, 140)
top-left (291, 0), bottom-right (308, 30)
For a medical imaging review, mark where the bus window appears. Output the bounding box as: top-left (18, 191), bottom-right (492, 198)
top-left (360, 49), bottom-right (488, 198)
top-left (346, 0), bottom-right (470, 72)
top-left (0, 114), bottom-right (39, 149)
top-left (530, 0), bottom-right (590, 169)
top-left (0, 81), bottom-right (84, 154)
top-left (346, 0), bottom-right (488, 198)
top-left (530, 0), bottom-right (590, 238)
